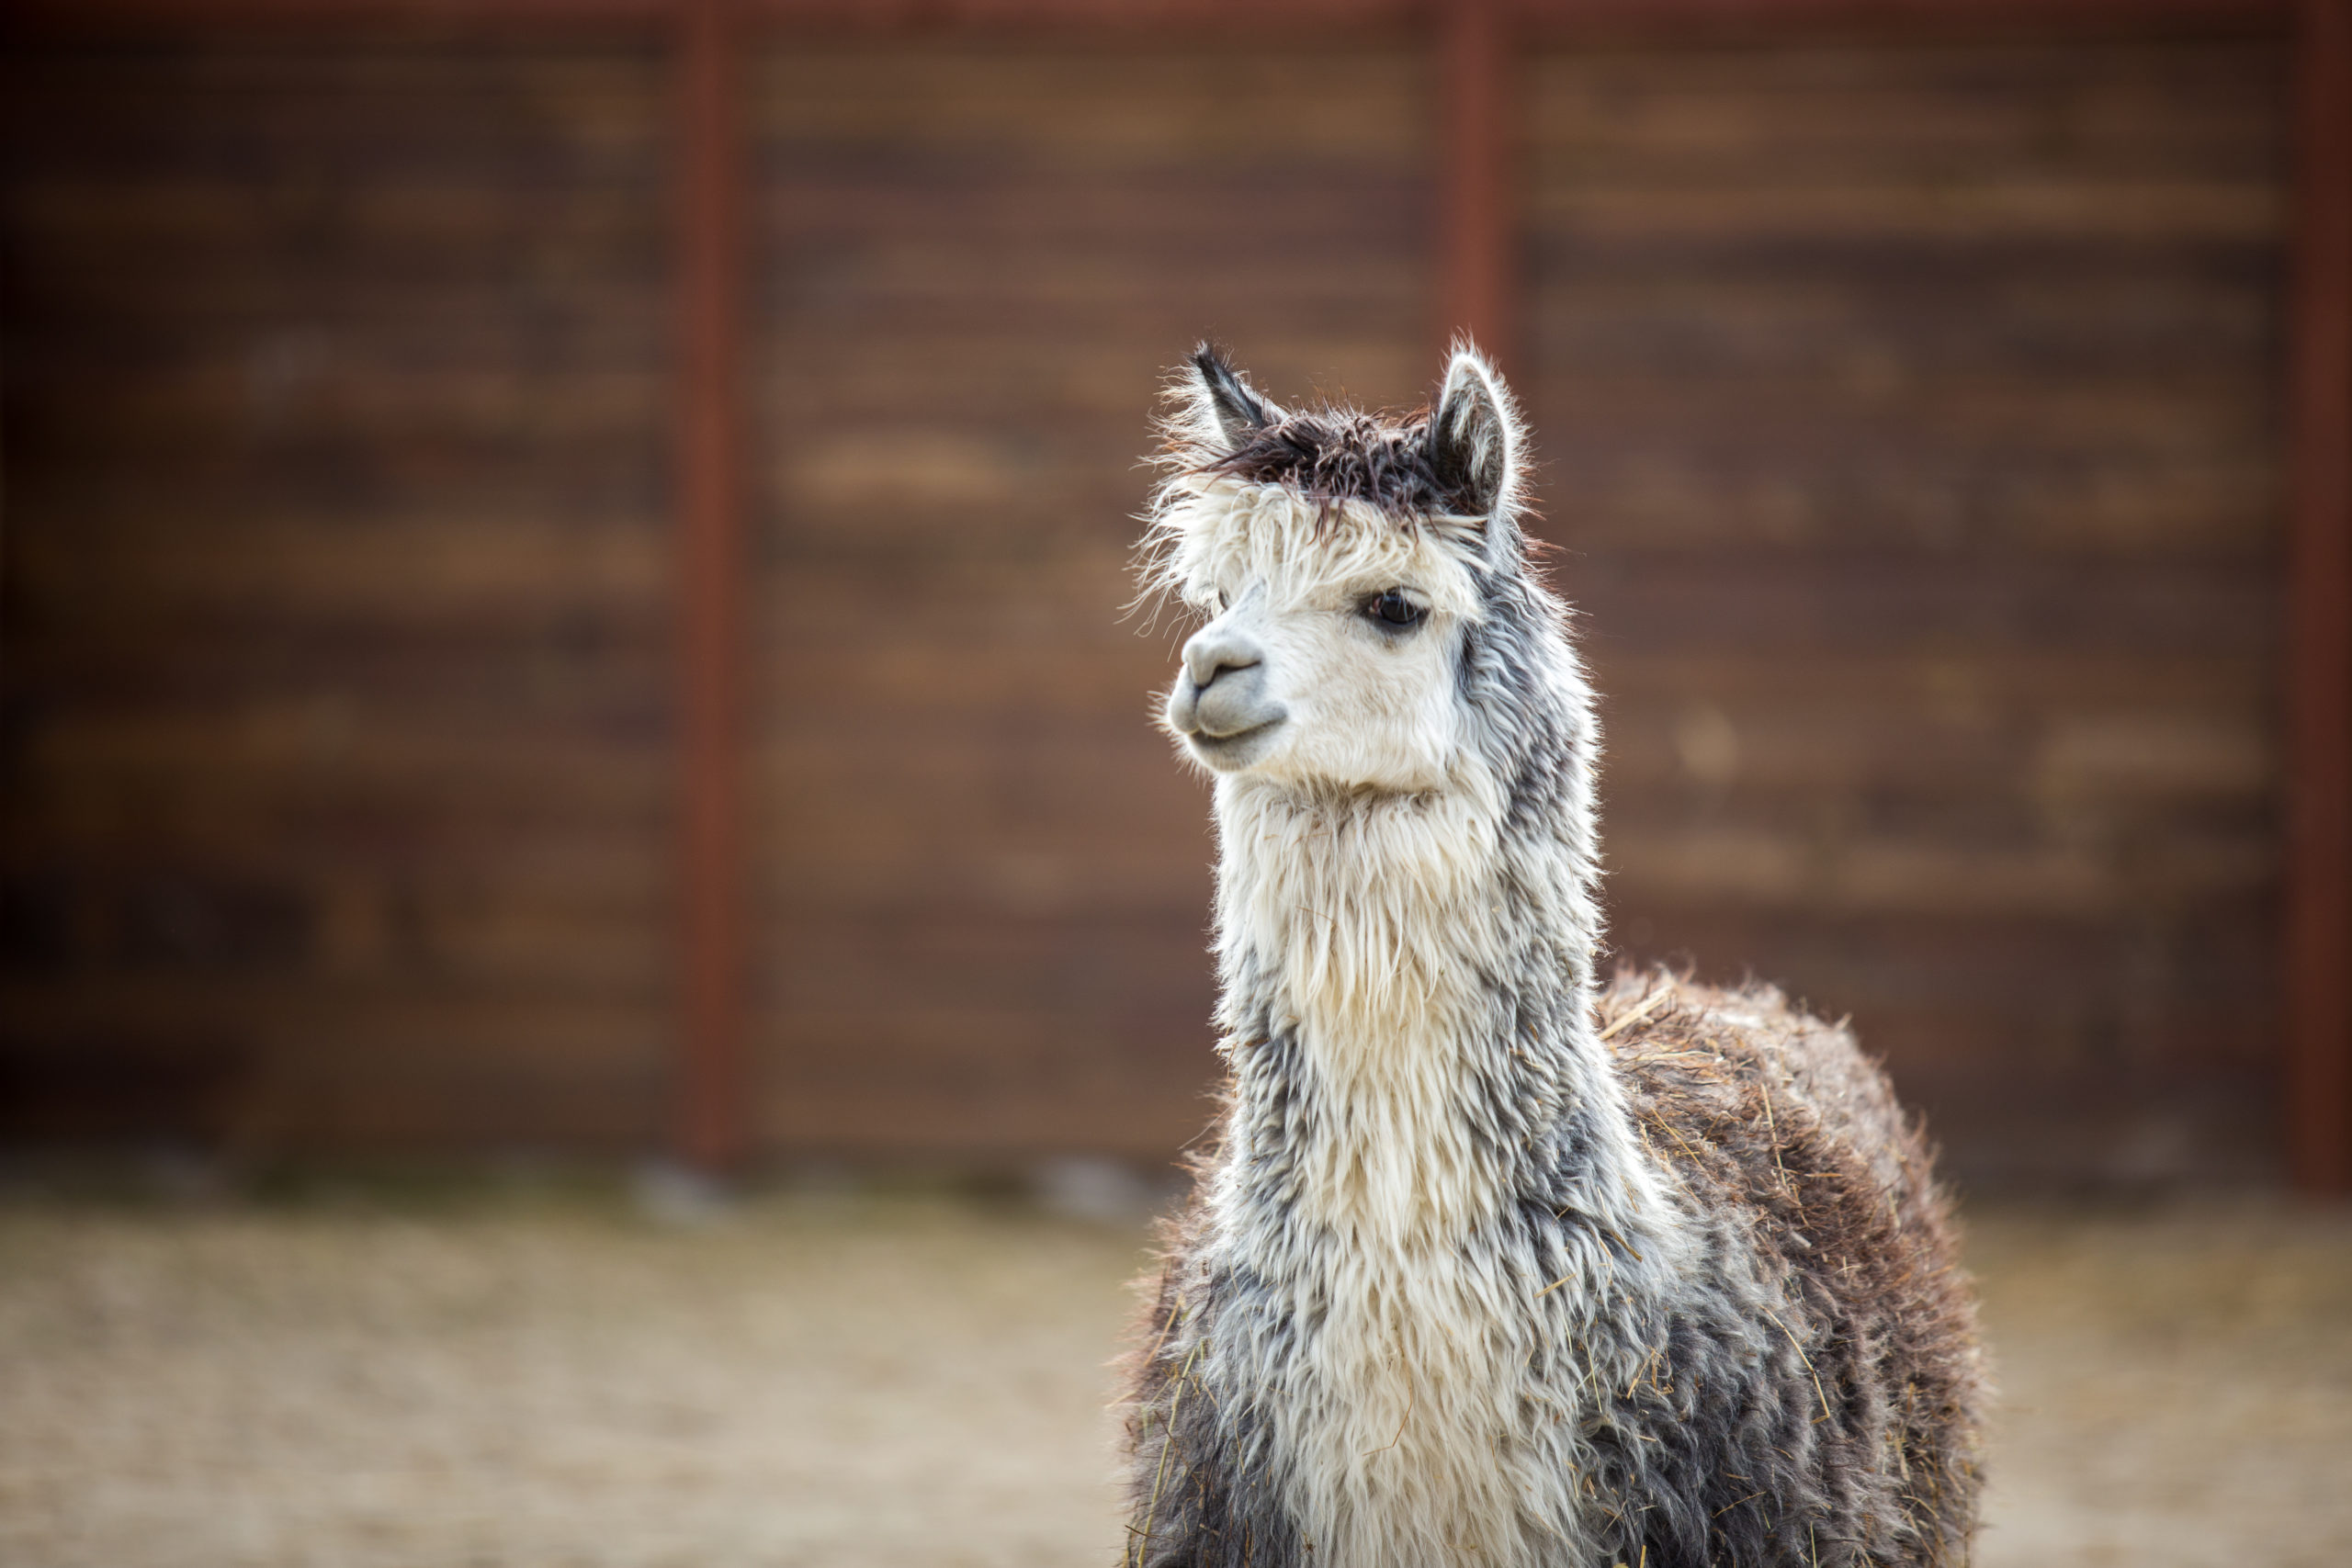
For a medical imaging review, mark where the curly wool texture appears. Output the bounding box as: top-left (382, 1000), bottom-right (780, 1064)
top-left (1595, 975), bottom-right (1984, 1566)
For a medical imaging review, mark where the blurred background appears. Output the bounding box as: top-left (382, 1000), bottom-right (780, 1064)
top-left (3, 0), bottom-right (2349, 1564)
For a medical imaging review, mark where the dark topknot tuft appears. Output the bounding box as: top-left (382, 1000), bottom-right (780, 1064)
top-left (1197, 406), bottom-right (1471, 518)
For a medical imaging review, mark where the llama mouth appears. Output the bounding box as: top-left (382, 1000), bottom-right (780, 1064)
top-left (1186, 716), bottom-right (1286, 766)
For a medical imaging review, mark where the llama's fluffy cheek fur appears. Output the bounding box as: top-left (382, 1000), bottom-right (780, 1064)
top-left (1250, 616), bottom-right (1462, 793)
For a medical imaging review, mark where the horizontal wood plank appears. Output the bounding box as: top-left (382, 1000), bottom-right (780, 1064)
top-left (1, 38), bottom-right (677, 1153)
top-left (1535, 34), bottom-right (2287, 1179)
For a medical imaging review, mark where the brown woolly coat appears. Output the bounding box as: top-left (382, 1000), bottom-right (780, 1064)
top-left (1600, 972), bottom-right (1987, 1558)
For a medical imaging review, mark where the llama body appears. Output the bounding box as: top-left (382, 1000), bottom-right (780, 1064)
top-left (1121, 347), bottom-right (1984, 1568)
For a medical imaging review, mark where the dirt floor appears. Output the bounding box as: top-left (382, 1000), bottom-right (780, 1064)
top-left (1, 1178), bottom-right (2347, 1568)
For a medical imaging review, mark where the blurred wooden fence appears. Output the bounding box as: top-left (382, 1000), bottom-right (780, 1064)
top-left (3, 0), bottom-right (2346, 1188)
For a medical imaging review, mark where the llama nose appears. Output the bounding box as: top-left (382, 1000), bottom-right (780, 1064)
top-left (1182, 624), bottom-right (1262, 689)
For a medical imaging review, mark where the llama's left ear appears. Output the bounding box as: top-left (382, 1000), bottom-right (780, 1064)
top-left (1428, 345), bottom-right (1516, 520)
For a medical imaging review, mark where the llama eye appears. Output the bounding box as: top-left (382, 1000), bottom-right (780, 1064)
top-left (1366, 590), bottom-right (1424, 629)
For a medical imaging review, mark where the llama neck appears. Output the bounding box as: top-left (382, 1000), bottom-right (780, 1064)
top-left (1208, 751), bottom-right (1642, 1250)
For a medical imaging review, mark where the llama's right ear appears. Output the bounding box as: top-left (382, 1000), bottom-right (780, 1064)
top-left (1190, 344), bottom-right (1276, 451)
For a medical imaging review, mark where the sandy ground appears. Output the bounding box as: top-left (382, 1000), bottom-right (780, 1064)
top-left (1, 1180), bottom-right (2346, 1568)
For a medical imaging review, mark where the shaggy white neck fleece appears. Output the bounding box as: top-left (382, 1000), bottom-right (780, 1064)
top-left (1215, 775), bottom-right (1516, 1245)
top-left (1202, 770), bottom-right (1679, 1568)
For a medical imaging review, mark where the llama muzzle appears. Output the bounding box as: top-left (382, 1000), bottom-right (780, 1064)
top-left (1167, 621), bottom-right (1286, 747)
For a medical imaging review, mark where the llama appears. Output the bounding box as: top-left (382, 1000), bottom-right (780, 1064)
top-left (1119, 344), bottom-right (1984, 1568)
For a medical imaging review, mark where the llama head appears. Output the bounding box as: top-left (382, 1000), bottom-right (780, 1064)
top-left (1139, 343), bottom-right (1538, 795)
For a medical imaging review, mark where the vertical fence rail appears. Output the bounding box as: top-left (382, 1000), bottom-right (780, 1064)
top-left (2289, 0), bottom-right (2352, 1195)
top-left (1438, 0), bottom-right (1516, 368)
top-left (675, 0), bottom-right (751, 1172)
